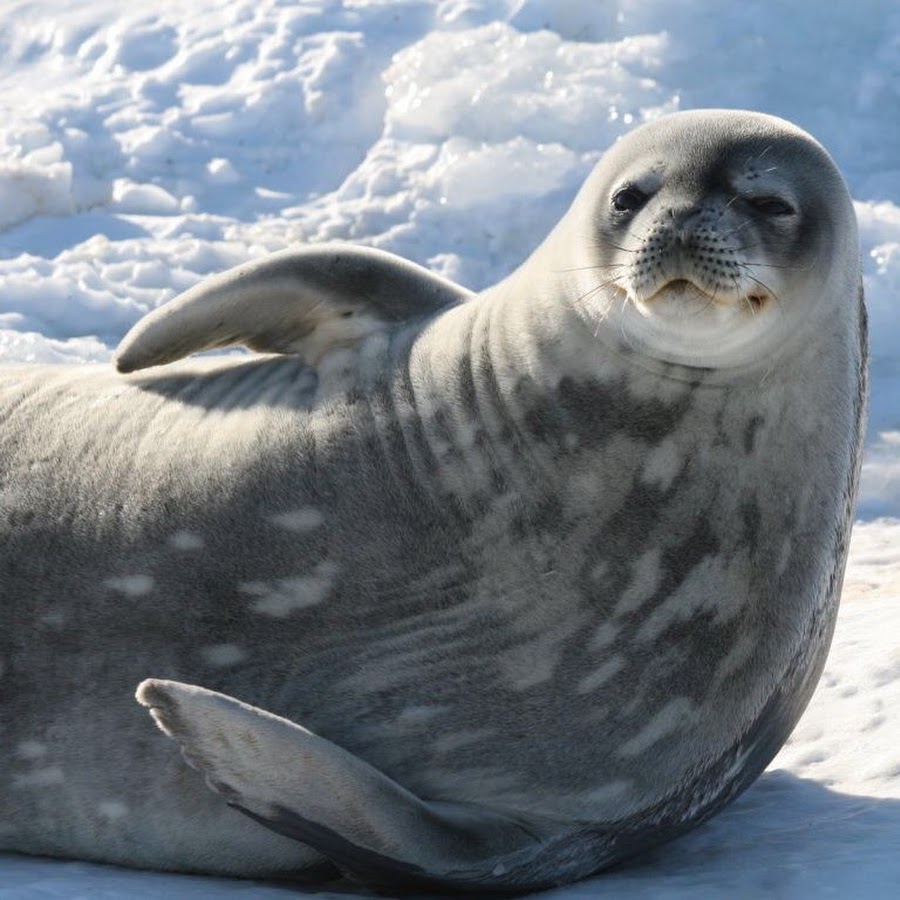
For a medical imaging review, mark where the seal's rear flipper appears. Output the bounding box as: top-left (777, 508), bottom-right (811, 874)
top-left (114, 245), bottom-right (473, 373)
top-left (135, 679), bottom-right (579, 893)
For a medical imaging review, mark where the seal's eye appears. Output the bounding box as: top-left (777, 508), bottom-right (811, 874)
top-left (611, 187), bottom-right (647, 213)
top-left (748, 196), bottom-right (795, 216)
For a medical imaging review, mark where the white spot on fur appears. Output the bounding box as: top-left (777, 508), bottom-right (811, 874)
top-left (98, 800), bottom-right (129, 820)
top-left (200, 644), bottom-right (248, 667)
top-left (637, 555), bottom-right (745, 642)
top-left (714, 632), bottom-right (757, 682)
top-left (13, 766), bottom-right (64, 788)
top-left (641, 436), bottom-right (685, 492)
top-left (39, 610), bottom-right (66, 628)
top-left (589, 621), bottom-right (621, 651)
top-left (16, 741), bottom-right (47, 760)
top-left (395, 705), bottom-right (448, 727)
top-left (269, 507), bottom-right (324, 532)
top-left (619, 697), bottom-right (695, 757)
top-left (500, 634), bottom-right (560, 689)
top-left (582, 779), bottom-right (632, 805)
top-left (104, 574), bottom-right (155, 596)
top-left (169, 530), bottom-right (205, 551)
top-left (576, 654), bottom-right (625, 694)
top-left (451, 418), bottom-right (480, 451)
top-left (499, 616), bottom-right (583, 690)
top-left (777, 537), bottom-right (793, 575)
top-left (564, 465), bottom-right (609, 512)
top-left (614, 548), bottom-right (663, 616)
top-left (241, 561), bottom-right (337, 617)
top-left (432, 728), bottom-right (495, 754)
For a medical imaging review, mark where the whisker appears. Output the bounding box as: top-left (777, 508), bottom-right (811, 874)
top-left (738, 260), bottom-right (801, 272)
top-left (739, 269), bottom-right (785, 314)
top-left (720, 195), bottom-right (741, 218)
top-left (718, 219), bottom-right (757, 240)
top-left (555, 262), bottom-right (629, 274)
top-left (562, 272), bottom-right (631, 315)
top-left (583, 236), bottom-right (642, 255)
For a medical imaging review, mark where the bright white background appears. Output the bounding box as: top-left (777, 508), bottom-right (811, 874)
top-left (1, 1), bottom-right (899, 896)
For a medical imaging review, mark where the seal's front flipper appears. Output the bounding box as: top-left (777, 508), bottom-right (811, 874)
top-left (135, 679), bottom-right (573, 893)
top-left (114, 245), bottom-right (473, 373)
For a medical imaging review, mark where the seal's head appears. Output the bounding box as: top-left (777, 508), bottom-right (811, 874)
top-left (563, 109), bottom-right (859, 371)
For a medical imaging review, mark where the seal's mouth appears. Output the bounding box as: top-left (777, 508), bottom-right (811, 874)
top-left (645, 278), bottom-right (771, 313)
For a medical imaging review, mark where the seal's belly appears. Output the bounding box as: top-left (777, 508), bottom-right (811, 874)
top-left (0, 354), bottom-right (846, 866)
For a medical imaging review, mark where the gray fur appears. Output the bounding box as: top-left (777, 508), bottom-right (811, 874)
top-left (0, 110), bottom-right (867, 892)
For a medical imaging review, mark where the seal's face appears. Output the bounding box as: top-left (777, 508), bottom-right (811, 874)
top-left (575, 110), bottom-right (851, 371)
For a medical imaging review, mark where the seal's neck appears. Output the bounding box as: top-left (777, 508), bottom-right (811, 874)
top-left (402, 259), bottom-right (634, 504)
top-left (413, 258), bottom-right (603, 405)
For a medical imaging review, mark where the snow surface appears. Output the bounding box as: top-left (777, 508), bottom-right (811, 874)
top-left (1, 0), bottom-right (899, 896)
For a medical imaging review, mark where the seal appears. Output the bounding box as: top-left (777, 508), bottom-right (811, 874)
top-left (0, 110), bottom-right (867, 893)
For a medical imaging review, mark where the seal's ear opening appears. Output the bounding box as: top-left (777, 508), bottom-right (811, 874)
top-left (114, 246), bottom-right (472, 374)
top-left (135, 679), bottom-right (570, 893)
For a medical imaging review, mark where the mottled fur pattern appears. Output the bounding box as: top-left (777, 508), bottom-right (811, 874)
top-left (0, 110), bottom-right (867, 891)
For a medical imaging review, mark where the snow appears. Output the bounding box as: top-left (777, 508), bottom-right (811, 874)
top-left (1, 0), bottom-right (899, 896)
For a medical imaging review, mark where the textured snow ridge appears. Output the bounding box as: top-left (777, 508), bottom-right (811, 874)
top-left (2, 0), bottom-right (900, 897)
